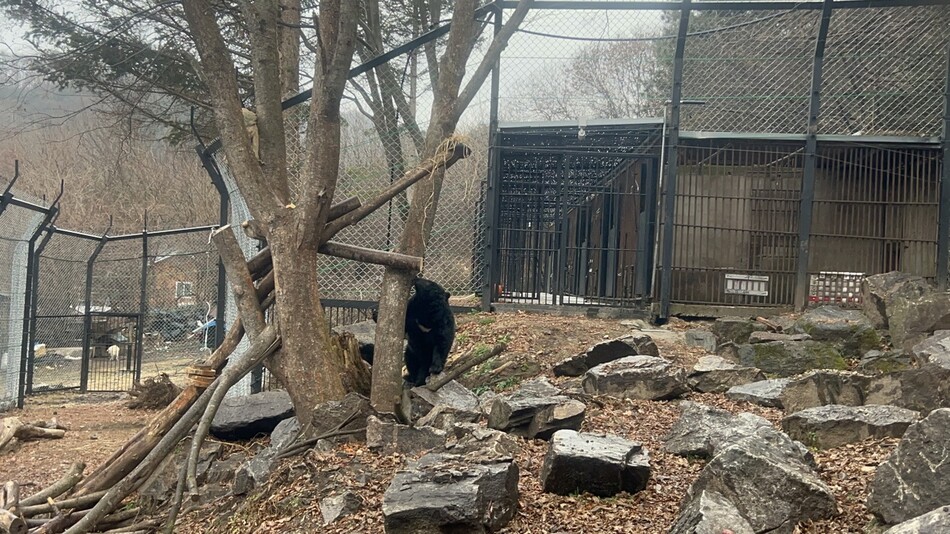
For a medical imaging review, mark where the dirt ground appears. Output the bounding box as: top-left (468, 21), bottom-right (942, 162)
top-left (2, 311), bottom-right (898, 533)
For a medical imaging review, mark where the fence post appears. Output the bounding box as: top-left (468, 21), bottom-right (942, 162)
top-left (793, 0), bottom-right (834, 310)
top-left (480, 6), bottom-right (503, 313)
top-left (657, 0), bottom-right (691, 321)
top-left (196, 146), bottom-right (229, 348)
top-left (135, 218), bottom-right (148, 384)
top-left (80, 222), bottom-right (112, 393)
top-left (937, 44), bottom-right (950, 291)
top-left (25, 223), bottom-right (59, 396)
top-left (17, 199), bottom-right (59, 407)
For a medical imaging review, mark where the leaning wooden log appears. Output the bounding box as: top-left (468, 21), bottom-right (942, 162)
top-left (73, 318), bottom-right (245, 496)
top-left (18, 491), bottom-right (106, 517)
top-left (18, 463), bottom-right (84, 508)
top-left (320, 242), bottom-right (423, 272)
top-left (426, 343), bottom-right (507, 392)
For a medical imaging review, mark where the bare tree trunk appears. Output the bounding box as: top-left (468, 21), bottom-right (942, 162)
top-left (371, 0), bottom-right (533, 415)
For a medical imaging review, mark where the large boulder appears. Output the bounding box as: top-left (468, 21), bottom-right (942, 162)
top-left (668, 490), bottom-right (755, 534)
top-left (687, 355), bottom-right (765, 393)
top-left (791, 305), bottom-right (881, 357)
top-left (540, 430), bottom-right (650, 497)
top-left (444, 424), bottom-right (520, 462)
top-left (782, 404), bottom-right (920, 449)
top-left (910, 330), bottom-right (950, 367)
top-left (861, 271), bottom-right (932, 330)
top-left (859, 349), bottom-right (912, 374)
top-left (779, 370), bottom-right (873, 415)
top-left (232, 417), bottom-right (301, 495)
top-left (866, 365), bottom-right (950, 415)
top-left (726, 378), bottom-right (792, 409)
top-left (883, 505), bottom-right (950, 534)
top-left (867, 409), bottom-right (950, 525)
top-left (687, 434), bottom-right (837, 533)
top-left (487, 378), bottom-right (584, 439)
top-left (308, 392), bottom-right (376, 442)
top-left (382, 453), bottom-right (519, 533)
top-left (408, 380), bottom-right (481, 425)
top-left (889, 292), bottom-right (950, 350)
top-left (210, 390), bottom-right (294, 441)
top-left (711, 317), bottom-right (764, 345)
top-left (738, 340), bottom-right (847, 377)
top-left (664, 402), bottom-right (813, 467)
top-left (553, 334), bottom-right (658, 377)
top-left (582, 355), bottom-right (688, 400)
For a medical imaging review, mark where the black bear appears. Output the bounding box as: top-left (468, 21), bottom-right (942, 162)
top-left (403, 277), bottom-right (456, 386)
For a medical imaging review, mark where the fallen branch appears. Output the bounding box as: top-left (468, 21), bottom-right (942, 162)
top-left (0, 418), bottom-right (65, 452)
top-left (426, 343), bottom-right (507, 392)
top-left (19, 463), bottom-right (85, 508)
top-left (18, 491), bottom-right (106, 517)
top-left (755, 316), bottom-right (782, 332)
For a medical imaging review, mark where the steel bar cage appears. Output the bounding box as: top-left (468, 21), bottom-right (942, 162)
top-left (484, 0), bottom-right (950, 319)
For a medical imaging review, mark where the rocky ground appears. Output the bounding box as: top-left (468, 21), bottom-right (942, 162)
top-left (0, 302), bottom-right (944, 533)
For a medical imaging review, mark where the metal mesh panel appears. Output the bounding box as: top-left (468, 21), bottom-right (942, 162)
top-left (820, 6), bottom-right (950, 137)
top-left (32, 232), bottom-right (98, 392)
top-left (0, 202), bottom-right (44, 409)
top-left (680, 9), bottom-right (819, 133)
top-left (142, 230), bottom-right (218, 383)
top-left (809, 143), bottom-right (941, 280)
top-left (662, 140), bottom-right (804, 307)
top-left (498, 9), bottom-right (668, 122)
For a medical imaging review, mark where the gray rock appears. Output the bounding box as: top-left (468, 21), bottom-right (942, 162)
top-left (792, 305), bottom-right (881, 357)
top-left (868, 409), bottom-right (950, 524)
top-left (782, 404), bottom-right (920, 449)
top-left (139, 441), bottom-right (223, 510)
top-left (726, 378), bottom-right (792, 408)
top-left (409, 380), bottom-right (480, 422)
top-left (883, 505), bottom-right (950, 534)
top-left (664, 402), bottom-right (814, 467)
top-left (687, 356), bottom-right (765, 393)
top-left (780, 370), bottom-right (873, 415)
top-left (664, 402), bottom-right (770, 459)
top-left (233, 448), bottom-right (277, 495)
top-left (861, 271), bottom-right (932, 329)
top-left (889, 292), bottom-right (950, 350)
top-left (688, 434), bottom-right (837, 533)
top-left (581, 355), bottom-right (689, 400)
top-left (866, 366), bottom-right (950, 415)
top-left (210, 390), bottom-right (294, 441)
top-left (487, 378), bottom-right (565, 432)
top-left (269, 416), bottom-right (300, 451)
top-left (382, 453), bottom-right (519, 533)
top-left (309, 392), bottom-right (375, 442)
top-left (444, 424), bottom-right (520, 462)
top-left (320, 491), bottom-right (363, 525)
top-left (526, 398), bottom-right (586, 440)
top-left (749, 331), bottom-right (812, 344)
top-left (685, 329), bottom-right (717, 352)
top-left (366, 415), bottom-right (446, 456)
top-left (711, 317), bottom-right (764, 345)
top-left (715, 341), bottom-right (741, 362)
top-left (910, 331), bottom-right (950, 367)
top-left (416, 403), bottom-right (481, 431)
top-left (552, 334), bottom-right (658, 377)
top-left (738, 340), bottom-right (847, 377)
top-left (859, 349), bottom-right (913, 374)
top-left (540, 430), bottom-right (650, 497)
top-left (669, 490), bottom-right (755, 534)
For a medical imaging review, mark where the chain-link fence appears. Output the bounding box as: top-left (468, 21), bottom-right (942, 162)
top-left (0, 185), bottom-right (47, 411)
top-left (28, 225), bottom-right (218, 396)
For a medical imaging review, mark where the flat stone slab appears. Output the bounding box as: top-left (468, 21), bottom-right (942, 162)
top-left (685, 329), bottom-right (717, 352)
top-left (883, 505), bottom-right (950, 534)
top-left (382, 453), bottom-right (519, 533)
top-left (749, 331), bottom-right (812, 344)
top-left (868, 408), bottom-right (950, 525)
top-left (366, 416), bottom-right (446, 455)
top-left (582, 355), bottom-right (688, 400)
top-left (726, 378), bottom-right (792, 408)
top-left (553, 334), bottom-right (658, 377)
top-left (738, 340), bottom-right (847, 377)
top-left (782, 404), bottom-right (920, 449)
top-left (540, 430), bottom-right (650, 497)
top-left (687, 355), bottom-right (765, 393)
top-left (210, 390), bottom-right (294, 441)
top-left (791, 305), bottom-right (881, 357)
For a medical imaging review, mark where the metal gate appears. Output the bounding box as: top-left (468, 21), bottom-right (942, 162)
top-left (486, 120), bottom-right (663, 309)
top-left (81, 312), bottom-right (140, 392)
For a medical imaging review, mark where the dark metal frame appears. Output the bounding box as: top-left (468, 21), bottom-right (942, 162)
top-left (79, 220), bottom-right (112, 392)
top-left (938, 44), bottom-right (950, 290)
